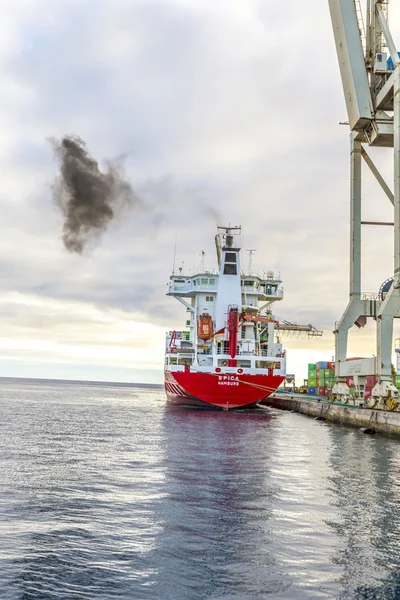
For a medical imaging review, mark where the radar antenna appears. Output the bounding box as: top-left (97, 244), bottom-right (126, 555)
top-left (246, 249), bottom-right (256, 275)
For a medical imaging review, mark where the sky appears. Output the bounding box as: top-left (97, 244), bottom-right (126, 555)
top-left (1, 0), bottom-right (400, 384)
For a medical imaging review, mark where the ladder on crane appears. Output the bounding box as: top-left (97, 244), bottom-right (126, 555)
top-left (354, 0), bottom-right (366, 54)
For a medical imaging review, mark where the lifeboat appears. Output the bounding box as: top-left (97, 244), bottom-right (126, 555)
top-left (197, 313), bottom-right (213, 340)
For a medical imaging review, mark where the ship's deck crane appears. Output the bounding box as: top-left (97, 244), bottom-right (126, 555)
top-left (241, 313), bottom-right (323, 337)
top-left (275, 320), bottom-right (323, 338)
top-left (328, 0), bottom-right (400, 405)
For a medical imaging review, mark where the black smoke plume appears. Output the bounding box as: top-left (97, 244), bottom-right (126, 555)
top-left (51, 135), bottom-right (139, 254)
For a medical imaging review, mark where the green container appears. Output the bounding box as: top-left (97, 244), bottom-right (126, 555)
top-left (308, 364), bottom-right (316, 371)
top-left (349, 387), bottom-right (355, 397)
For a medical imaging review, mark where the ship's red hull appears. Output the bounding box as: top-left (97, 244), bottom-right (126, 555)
top-left (164, 370), bottom-right (285, 410)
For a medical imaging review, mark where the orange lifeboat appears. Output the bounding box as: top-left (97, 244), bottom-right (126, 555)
top-left (197, 313), bottom-right (214, 341)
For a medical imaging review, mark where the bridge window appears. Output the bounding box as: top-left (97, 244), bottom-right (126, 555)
top-left (224, 264), bottom-right (237, 275)
top-left (225, 252), bottom-right (237, 263)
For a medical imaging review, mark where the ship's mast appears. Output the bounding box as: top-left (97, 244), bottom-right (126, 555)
top-left (246, 249), bottom-right (256, 275)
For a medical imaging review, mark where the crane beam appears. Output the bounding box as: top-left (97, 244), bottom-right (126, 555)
top-left (361, 147), bottom-right (394, 205)
top-left (328, 0), bottom-right (374, 130)
top-left (376, 4), bottom-right (399, 68)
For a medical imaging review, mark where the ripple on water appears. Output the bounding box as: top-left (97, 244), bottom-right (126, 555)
top-left (0, 379), bottom-right (400, 599)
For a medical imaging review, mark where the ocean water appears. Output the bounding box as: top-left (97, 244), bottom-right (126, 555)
top-left (1, 378), bottom-right (400, 599)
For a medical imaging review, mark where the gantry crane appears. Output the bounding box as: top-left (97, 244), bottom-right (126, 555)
top-left (328, 0), bottom-right (399, 405)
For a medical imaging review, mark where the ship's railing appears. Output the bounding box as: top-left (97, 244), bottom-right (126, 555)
top-left (214, 348), bottom-right (285, 358)
top-left (242, 284), bottom-right (283, 298)
top-left (361, 292), bottom-right (380, 301)
top-left (268, 287), bottom-right (284, 298)
top-left (166, 365), bottom-right (285, 375)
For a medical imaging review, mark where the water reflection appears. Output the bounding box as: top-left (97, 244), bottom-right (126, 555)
top-left (2, 381), bottom-right (400, 599)
top-left (327, 428), bottom-right (400, 598)
top-left (154, 406), bottom-right (291, 599)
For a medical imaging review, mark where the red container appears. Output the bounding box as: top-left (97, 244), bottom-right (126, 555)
top-left (318, 387), bottom-right (328, 396)
top-left (364, 388), bottom-right (372, 400)
top-left (366, 375), bottom-right (377, 387)
top-left (328, 362), bottom-right (335, 370)
top-left (347, 376), bottom-right (355, 387)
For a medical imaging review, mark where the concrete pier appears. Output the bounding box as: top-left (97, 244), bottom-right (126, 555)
top-left (264, 393), bottom-right (400, 437)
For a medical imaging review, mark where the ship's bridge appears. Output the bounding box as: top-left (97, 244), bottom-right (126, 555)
top-left (168, 271), bottom-right (283, 302)
top-left (168, 272), bottom-right (218, 297)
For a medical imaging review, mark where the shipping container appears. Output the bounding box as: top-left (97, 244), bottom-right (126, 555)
top-left (349, 387), bottom-right (356, 396)
top-left (364, 389), bottom-right (372, 400)
top-left (317, 387), bottom-right (328, 396)
top-left (316, 361), bottom-right (328, 369)
top-left (347, 376), bottom-right (355, 387)
top-left (307, 387), bottom-right (316, 395)
top-left (328, 362), bottom-right (335, 370)
top-left (366, 375), bottom-right (377, 387)
top-left (308, 364), bottom-right (316, 371)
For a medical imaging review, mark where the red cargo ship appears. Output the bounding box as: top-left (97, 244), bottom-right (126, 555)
top-left (164, 226), bottom-right (286, 409)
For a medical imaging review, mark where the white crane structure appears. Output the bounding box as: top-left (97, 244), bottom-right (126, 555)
top-left (329, 0), bottom-right (400, 405)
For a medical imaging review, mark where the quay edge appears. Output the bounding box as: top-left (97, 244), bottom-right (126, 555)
top-left (264, 394), bottom-right (400, 438)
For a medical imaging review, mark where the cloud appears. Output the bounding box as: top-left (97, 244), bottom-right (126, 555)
top-left (1, 0), bottom-right (399, 381)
